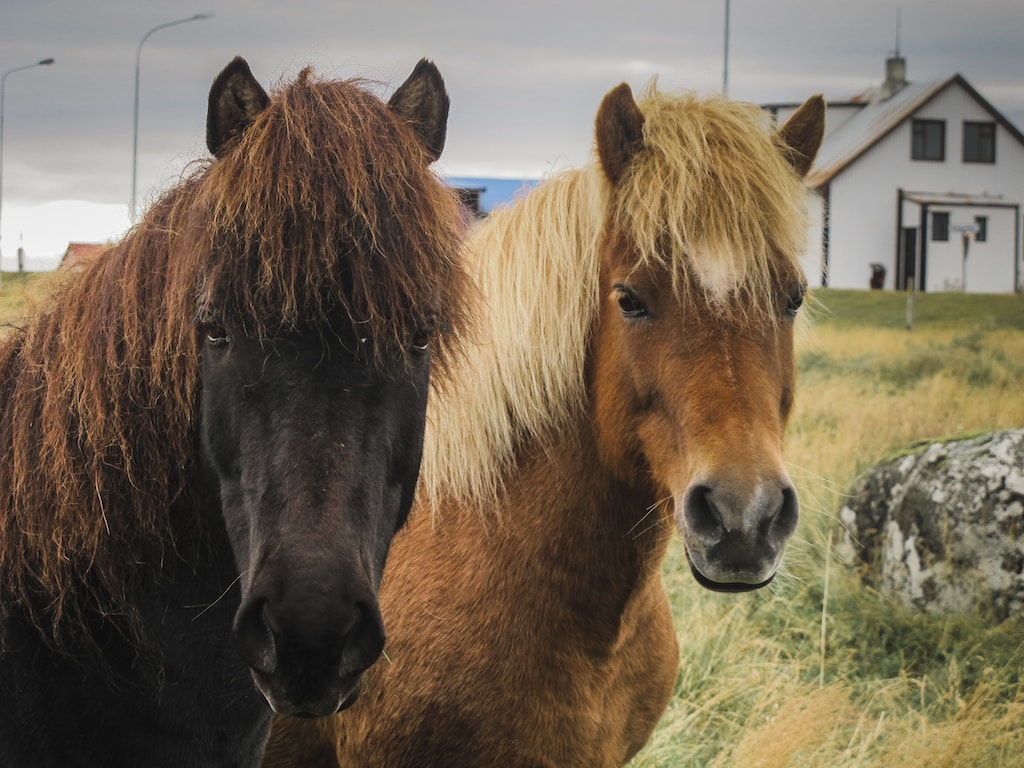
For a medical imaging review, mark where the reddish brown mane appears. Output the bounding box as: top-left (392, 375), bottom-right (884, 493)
top-left (0, 67), bottom-right (470, 645)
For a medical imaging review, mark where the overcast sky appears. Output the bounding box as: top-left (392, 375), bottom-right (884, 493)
top-left (2, 0), bottom-right (1023, 267)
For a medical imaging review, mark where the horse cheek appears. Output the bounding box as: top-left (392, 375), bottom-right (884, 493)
top-left (776, 324), bottom-right (797, 422)
top-left (591, 321), bottom-right (638, 478)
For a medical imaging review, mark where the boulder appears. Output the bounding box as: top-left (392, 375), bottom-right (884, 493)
top-left (838, 429), bottom-right (1024, 620)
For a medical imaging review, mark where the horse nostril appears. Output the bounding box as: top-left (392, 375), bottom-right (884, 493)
top-left (682, 484), bottom-right (725, 544)
top-left (233, 597), bottom-right (278, 675)
top-left (341, 600), bottom-right (387, 673)
top-left (683, 479), bottom-right (799, 545)
top-left (770, 485), bottom-right (800, 542)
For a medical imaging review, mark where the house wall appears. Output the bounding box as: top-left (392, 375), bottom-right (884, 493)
top-left (822, 84), bottom-right (1024, 292)
top-left (901, 199), bottom-right (1019, 292)
top-left (798, 191), bottom-right (826, 287)
top-left (918, 205), bottom-right (1018, 292)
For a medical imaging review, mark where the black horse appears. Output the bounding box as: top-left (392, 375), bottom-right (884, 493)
top-left (0, 56), bottom-right (471, 766)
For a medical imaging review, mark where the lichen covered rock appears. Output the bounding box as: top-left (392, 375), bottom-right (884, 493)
top-left (838, 429), bottom-right (1024, 620)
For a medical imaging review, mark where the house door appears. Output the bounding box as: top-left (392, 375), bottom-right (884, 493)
top-left (899, 227), bottom-right (918, 290)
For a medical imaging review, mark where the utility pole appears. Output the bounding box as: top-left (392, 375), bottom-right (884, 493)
top-left (723, 0), bottom-right (731, 96)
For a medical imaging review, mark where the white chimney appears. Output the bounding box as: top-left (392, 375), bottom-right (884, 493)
top-left (881, 55), bottom-right (907, 99)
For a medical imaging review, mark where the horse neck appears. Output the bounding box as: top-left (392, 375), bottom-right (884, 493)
top-left (493, 418), bottom-right (674, 624)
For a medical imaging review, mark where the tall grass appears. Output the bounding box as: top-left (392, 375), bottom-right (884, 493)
top-left (630, 288), bottom-right (1024, 768)
top-left (0, 271), bottom-right (58, 322)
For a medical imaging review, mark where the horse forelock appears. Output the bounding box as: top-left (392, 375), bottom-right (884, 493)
top-left (0, 66), bottom-right (472, 647)
top-left (193, 70), bottom-right (470, 372)
top-left (614, 85), bottom-right (811, 313)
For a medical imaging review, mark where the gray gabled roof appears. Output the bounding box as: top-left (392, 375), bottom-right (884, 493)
top-left (803, 74), bottom-right (1024, 188)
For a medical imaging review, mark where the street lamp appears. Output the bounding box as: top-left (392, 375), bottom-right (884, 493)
top-left (130, 13), bottom-right (212, 223)
top-left (0, 57), bottom-right (55, 282)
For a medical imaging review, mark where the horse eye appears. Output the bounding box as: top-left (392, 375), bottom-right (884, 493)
top-left (410, 330), bottom-right (430, 354)
top-left (615, 286), bottom-right (648, 319)
top-left (409, 312), bottom-right (436, 354)
top-left (785, 285), bottom-right (806, 318)
top-left (203, 326), bottom-right (230, 348)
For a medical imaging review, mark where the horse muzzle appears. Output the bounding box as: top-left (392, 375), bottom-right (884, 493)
top-left (232, 580), bottom-right (386, 717)
top-left (674, 471), bottom-right (799, 591)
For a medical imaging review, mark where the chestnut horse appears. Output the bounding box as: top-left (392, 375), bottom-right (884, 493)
top-left (264, 83), bottom-right (824, 766)
top-left (0, 57), bottom-right (471, 766)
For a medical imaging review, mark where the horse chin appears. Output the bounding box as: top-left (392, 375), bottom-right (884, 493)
top-left (285, 688), bottom-right (361, 719)
top-left (685, 552), bottom-right (776, 593)
top-left (251, 672), bottom-right (364, 719)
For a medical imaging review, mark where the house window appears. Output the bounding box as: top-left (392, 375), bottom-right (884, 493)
top-left (912, 119), bottom-right (945, 161)
top-left (932, 212), bottom-right (950, 241)
top-left (974, 216), bottom-right (988, 242)
top-left (963, 121), bottom-right (996, 163)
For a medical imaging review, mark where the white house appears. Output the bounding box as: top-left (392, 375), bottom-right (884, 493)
top-left (765, 57), bottom-right (1024, 293)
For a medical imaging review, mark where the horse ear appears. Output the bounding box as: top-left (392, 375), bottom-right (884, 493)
top-left (776, 94), bottom-right (825, 178)
top-left (595, 83), bottom-right (645, 185)
top-left (388, 59), bottom-right (450, 163)
top-left (206, 57), bottom-right (271, 158)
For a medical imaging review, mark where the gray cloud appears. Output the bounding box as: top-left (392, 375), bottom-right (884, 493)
top-left (2, 0), bottom-right (1022, 259)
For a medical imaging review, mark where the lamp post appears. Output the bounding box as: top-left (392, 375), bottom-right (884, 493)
top-left (0, 57), bottom-right (55, 282)
top-left (130, 13), bottom-right (212, 223)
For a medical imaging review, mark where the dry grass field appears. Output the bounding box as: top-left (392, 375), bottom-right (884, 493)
top-left (632, 288), bottom-right (1024, 767)
top-left (2, 273), bottom-right (1021, 766)
top-left (0, 271), bottom-right (59, 318)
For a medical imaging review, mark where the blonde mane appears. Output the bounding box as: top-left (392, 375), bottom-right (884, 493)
top-left (420, 83), bottom-right (812, 506)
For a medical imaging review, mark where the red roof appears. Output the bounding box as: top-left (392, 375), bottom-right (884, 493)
top-left (60, 242), bottom-right (106, 271)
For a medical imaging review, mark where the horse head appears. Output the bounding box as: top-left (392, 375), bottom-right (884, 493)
top-left (198, 57), bottom-right (454, 717)
top-left (592, 84), bottom-right (825, 591)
